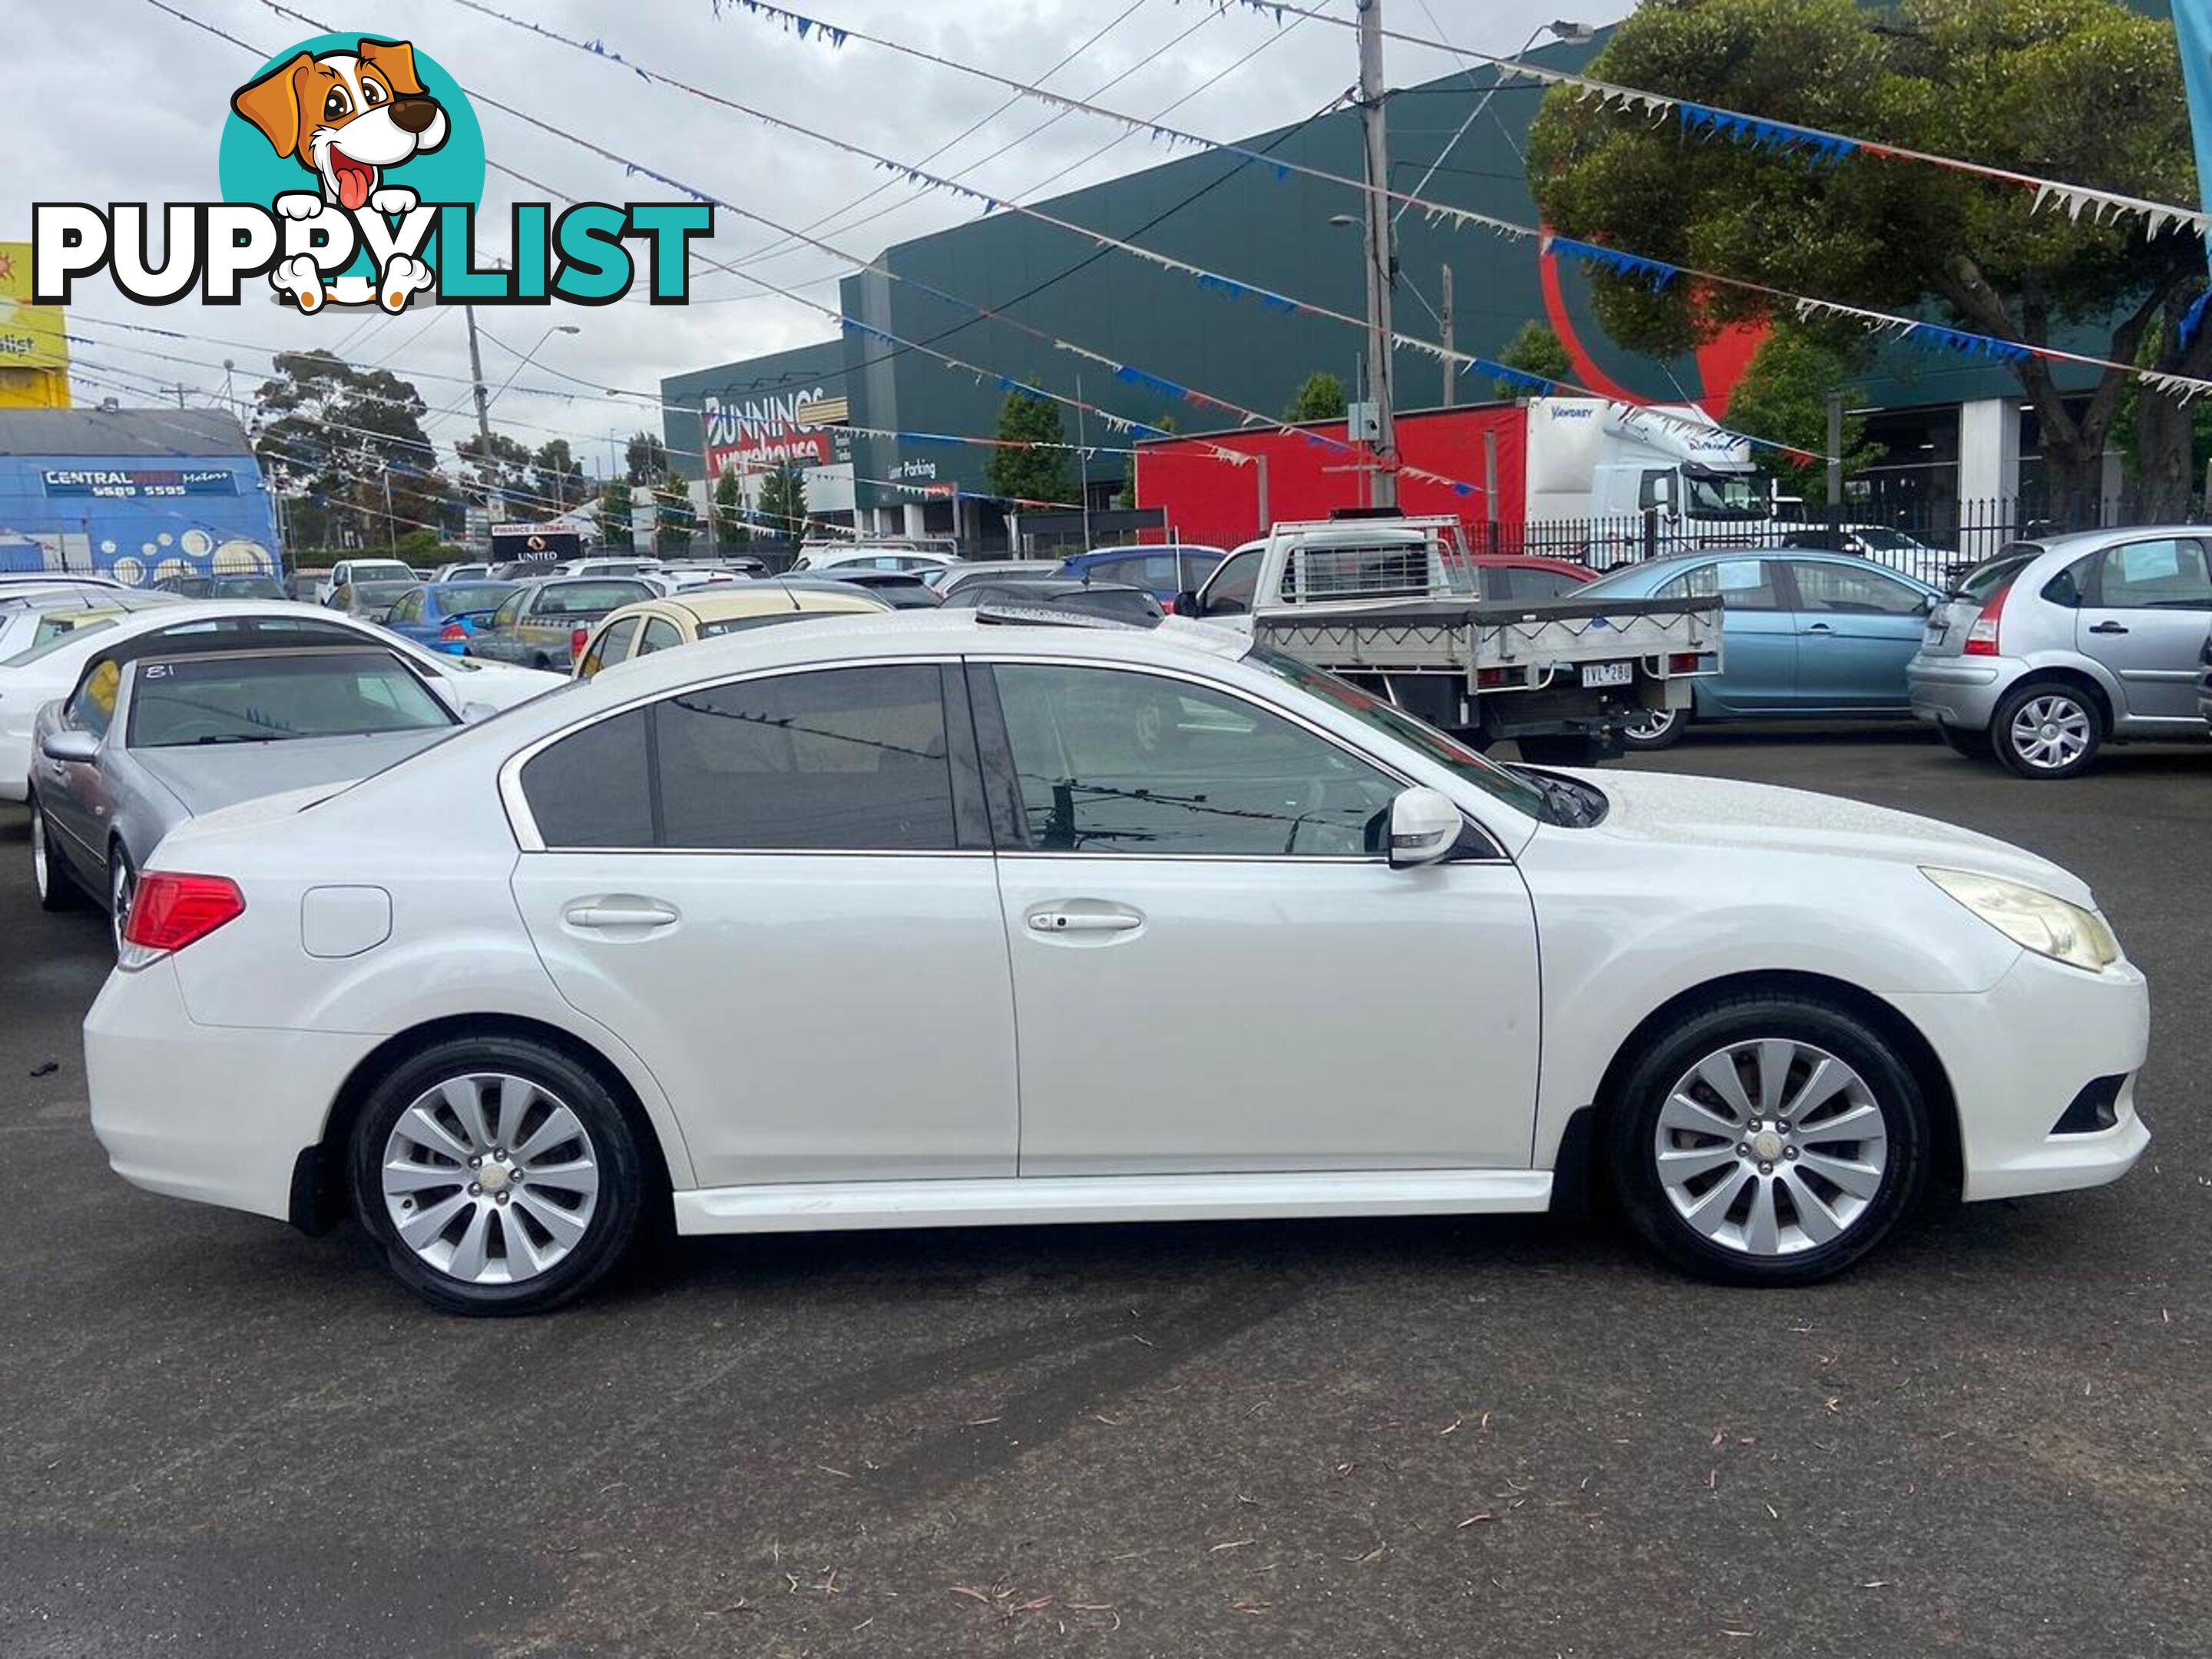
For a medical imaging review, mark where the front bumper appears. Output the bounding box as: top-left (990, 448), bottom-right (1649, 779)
top-left (1906, 657), bottom-right (2013, 732)
top-left (1888, 948), bottom-right (2151, 1203)
top-left (84, 958), bottom-right (379, 1221)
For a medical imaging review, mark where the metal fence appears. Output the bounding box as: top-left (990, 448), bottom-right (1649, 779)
top-left (1469, 495), bottom-right (2210, 589)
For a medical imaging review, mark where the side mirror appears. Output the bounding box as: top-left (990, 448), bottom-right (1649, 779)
top-left (1917, 591), bottom-right (1940, 616)
top-left (1386, 786), bottom-right (1462, 868)
top-left (1175, 588), bottom-right (1204, 618)
top-left (42, 730), bottom-right (101, 764)
top-left (461, 702), bottom-right (499, 724)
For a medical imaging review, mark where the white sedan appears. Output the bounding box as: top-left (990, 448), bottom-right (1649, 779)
top-left (83, 614), bottom-right (2148, 1313)
top-left (1, 600), bottom-right (563, 803)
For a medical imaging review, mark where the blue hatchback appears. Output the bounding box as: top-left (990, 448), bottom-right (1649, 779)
top-left (1578, 550), bottom-right (1944, 748)
top-left (381, 580), bottom-right (522, 656)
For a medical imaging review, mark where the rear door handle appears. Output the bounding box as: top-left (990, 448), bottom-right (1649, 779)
top-left (1802, 622), bottom-right (1834, 634)
top-left (2089, 621), bottom-right (2130, 635)
top-left (563, 899), bottom-right (680, 930)
top-left (1025, 906), bottom-right (1142, 935)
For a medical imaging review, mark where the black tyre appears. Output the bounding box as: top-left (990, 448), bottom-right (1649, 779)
top-left (348, 1035), bottom-right (648, 1316)
top-left (1605, 993), bottom-right (1930, 1286)
top-left (28, 796), bottom-right (81, 912)
top-left (1992, 680), bottom-right (2103, 780)
top-left (1936, 722), bottom-right (1993, 760)
top-left (107, 843), bottom-right (137, 955)
top-left (1620, 706), bottom-right (1688, 752)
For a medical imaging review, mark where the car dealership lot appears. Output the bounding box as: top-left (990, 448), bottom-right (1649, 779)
top-left (2, 730), bottom-right (2207, 1657)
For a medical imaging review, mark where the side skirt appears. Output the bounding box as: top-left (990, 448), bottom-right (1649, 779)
top-left (674, 1168), bottom-right (1552, 1237)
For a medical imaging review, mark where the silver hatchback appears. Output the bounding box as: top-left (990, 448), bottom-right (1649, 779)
top-left (1907, 528), bottom-right (2212, 778)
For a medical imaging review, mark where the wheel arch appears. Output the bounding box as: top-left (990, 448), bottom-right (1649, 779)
top-left (292, 1012), bottom-right (679, 1235)
top-left (1551, 968), bottom-right (1964, 1212)
top-left (2003, 663), bottom-right (2115, 730)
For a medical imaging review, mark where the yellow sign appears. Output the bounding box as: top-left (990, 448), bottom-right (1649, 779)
top-left (0, 242), bottom-right (70, 409)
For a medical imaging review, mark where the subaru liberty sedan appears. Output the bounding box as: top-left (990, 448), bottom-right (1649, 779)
top-left (84, 614), bottom-right (2148, 1314)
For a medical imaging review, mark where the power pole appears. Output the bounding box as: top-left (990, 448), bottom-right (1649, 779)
top-left (1439, 263), bottom-right (1455, 409)
top-left (1356, 0), bottom-right (1399, 506)
top-left (464, 303), bottom-right (501, 533)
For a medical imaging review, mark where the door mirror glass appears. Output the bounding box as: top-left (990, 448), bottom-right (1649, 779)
top-left (1387, 786), bottom-right (1462, 868)
top-left (1175, 589), bottom-right (1203, 618)
top-left (42, 730), bottom-right (100, 764)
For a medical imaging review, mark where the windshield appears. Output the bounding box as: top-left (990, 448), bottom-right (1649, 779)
top-left (439, 582), bottom-right (517, 614)
top-left (127, 651), bottom-right (456, 747)
top-left (6, 618), bottom-right (118, 666)
top-left (1247, 646), bottom-right (1552, 820)
top-left (1681, 472), bottom-right (1773, 520)
top-left (343, 561), bottom-right (415, 581)
top-left (1852, 528), bottom-right (1922, 551)
top-left (214, 576), bottom-right (288, 598)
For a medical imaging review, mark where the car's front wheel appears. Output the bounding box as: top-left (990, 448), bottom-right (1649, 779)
top-left (348, 1036), bottom-right (647, 1315)
top-left (28, 796), bottom-right (81, 912)
top-left (1607, 994), bottom-right (1930, 1285)
top-left (1992, 681), bottom-right (2103, 780)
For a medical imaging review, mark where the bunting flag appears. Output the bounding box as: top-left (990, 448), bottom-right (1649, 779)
top-left (1222, 0), bottom-right (2210, 242)
top-left (1546, 235), bottom-right (1677, 293)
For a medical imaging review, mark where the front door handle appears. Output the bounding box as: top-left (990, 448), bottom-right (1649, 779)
top-left (1026, 907), bottom-right (1142, 935)
top-left (2089, 621), bottom-right (2130, 635)
top-left (1801, 621), bottom-right (1833, 634)
top-left (563, 899), bottom-right (680, 930)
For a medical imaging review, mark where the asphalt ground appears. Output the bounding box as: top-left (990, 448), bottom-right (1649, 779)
top-left (2, 725), bottom-right (2207, 1657)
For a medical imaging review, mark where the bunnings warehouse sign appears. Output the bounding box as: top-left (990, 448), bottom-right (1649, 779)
top-left (43, 469), bottom-right (241, 498)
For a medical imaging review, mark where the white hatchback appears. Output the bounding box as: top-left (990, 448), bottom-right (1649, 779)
top-left (82, 614), bottom-right (2150, 1313)
top-left (0, 601), bottom-right (564, 803)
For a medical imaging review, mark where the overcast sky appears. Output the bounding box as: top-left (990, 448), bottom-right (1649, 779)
top-left (6, 0), bottom-right (1627, 476)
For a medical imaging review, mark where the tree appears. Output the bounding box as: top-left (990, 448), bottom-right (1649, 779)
top-left (598, 479), bottom-right (634, 551)
top-left (624, 430), bottom-right (669, 486)
top-left (654, 468), bottom-right (697, 553)
top-left (1492, 322), bottom-right (1572, 399)
top-left (984, 390), bottom-right (1078, 505)
top-left (1283, 371), bottom-right (1348, 423)
top-left (252, 349), bottom-right (445, 547)
top-left (453, 431), bottom-right (534, 510)
top-left (757, 464), bottom-right (807, 541)
top-left (1525, 0), bottom-right (2204, 514)
top-left (712, 466), bottom-right (749, 546)
top-left (531, 439), bottom-right (588, 514)
top-left (1721, 324), bottom-right (1886, 495)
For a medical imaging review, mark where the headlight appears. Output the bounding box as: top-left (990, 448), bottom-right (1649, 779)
top-left (1922, 867), bottom-right (2120, 972)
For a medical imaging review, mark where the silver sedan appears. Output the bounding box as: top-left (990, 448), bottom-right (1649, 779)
top-left (31, 643), bottom-right (462, 950)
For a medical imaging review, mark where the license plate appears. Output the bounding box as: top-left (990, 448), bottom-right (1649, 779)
top-left (1580, 661), bottom-right (1634, 688)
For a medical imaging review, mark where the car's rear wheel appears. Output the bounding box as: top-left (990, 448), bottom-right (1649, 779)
top-left (1621, 707), bottom-right (1687, 751)
top-left (1936, 722), bottom-right (1993, 760)
top-left (1607, 994), bottom-right (1929, 1286)
top-left (28, 796), bottom-right (81, 912)
top-left (1992, 681), bottom-right (2102, 780)
top-left (107, 845), bottom-right (137, 955)
top-left (348, 1036), bottom-right (647, 1316)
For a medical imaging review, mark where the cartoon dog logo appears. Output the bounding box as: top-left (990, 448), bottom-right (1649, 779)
top-left (230, 39), bottom-right (448, 313)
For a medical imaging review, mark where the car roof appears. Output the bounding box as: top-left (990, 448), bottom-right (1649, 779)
top-left (659, 587), bottom-right (888, 623)
top-left (964, 577), bottom-right (1151, 597)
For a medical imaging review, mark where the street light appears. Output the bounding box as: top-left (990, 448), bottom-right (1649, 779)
top-left (1394, 18), bottom-right (1592, 224)
top-left (486, 323), bottom-right (581, 409)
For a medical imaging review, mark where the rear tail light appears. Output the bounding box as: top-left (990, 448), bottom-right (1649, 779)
top-left (439, 622), bottom-right (469, 643)
top-left (570, 625), bottom-right (590, 662)
top-left (1668, 652), bottom-right (1700, 674)
top-left (119, 873), bottom-right (244, 969)
top-left (1963, 581), bottom-right (2012, 656)
top-left (1159, 597), bottom-right (1177, 615)
top-left (1475, 667), bottom-right (1510, 689)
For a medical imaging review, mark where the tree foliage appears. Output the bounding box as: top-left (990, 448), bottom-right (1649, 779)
top-left (252, 349), bottom-right (444, 547)
top-left (713, 466), bottom-right (749, 545)
top-left (984, 391), bottom-right (1078, 506)
top-left (598, 479), bottom-right (634, 551)
top-left (1721, 323), bottom-right (1886, 492)
top-left (1526, 0), bottom-right (2204, 508)
top-left (624, 430), bottom-right (668, 485)
top-left (757, 465), bottom-right (808, 540)
top-left (1283, 371), bottom-right (1349, 423)
top-left (654, 469), bottom-right (697, 552)
top-left (454, 430), bottom-right (534, 508)
top-left (1492, 323), bottom-right (1573, 399)
top-left (531, 439), bottom-right (588, 513)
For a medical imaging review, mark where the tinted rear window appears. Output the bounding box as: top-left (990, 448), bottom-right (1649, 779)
top-left (518, 706), bottom-right (654, 846)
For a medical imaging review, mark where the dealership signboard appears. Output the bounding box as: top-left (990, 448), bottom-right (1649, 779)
top-left (701, 387), bottom-right (853, 475)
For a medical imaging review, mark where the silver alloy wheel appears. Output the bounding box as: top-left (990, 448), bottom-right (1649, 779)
top-left (109, 858), bottom-right (134, 954)
top-left (2007, 694), bottom-right (2092, 772)
top-left (380, 1072), bottom-right (601, 1286)
top-left (1651, 1038), bottom-right (1889, 1257)
top-left (30, 806), bottom-right (50, 901)
top-left (1624, 707), bottom-right (1679, 743)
